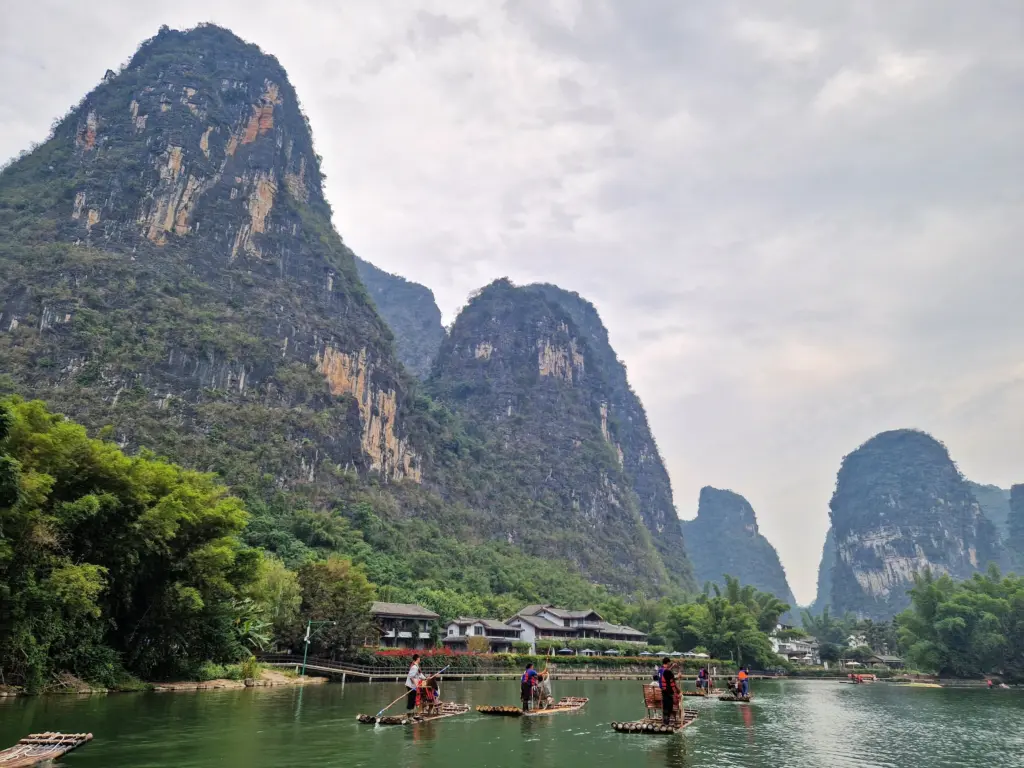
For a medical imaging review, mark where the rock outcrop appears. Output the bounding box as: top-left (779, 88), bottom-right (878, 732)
top-left (354, 257), bottom-right (445, 379)
top-left (680, 487), bottom-right (796, 606)
top-left (531, 284), bottom-right (694, 587)
top-left (428, 279), bottom-right (693, 591)
top-left (829, 430), bottom-right (1000, 620)
top-left (807, 527), bottom-right (836, 615)
top-left (0, 24), bottom-right (421, 488)
top-left (967, 482), bottom-right (1012, 540)
top-left (1007, 485), bottom-right (1024, 573)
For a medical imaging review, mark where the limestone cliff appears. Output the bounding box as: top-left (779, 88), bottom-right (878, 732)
top-left (428, 279), bottom-right (691, 591)
top-left (531, 285), bottom-right (694, 588)
top-left (967, 482), bottom-right (1012, 540)
top-left (0, 24), bottom-right (419, 487)
top-left (1007, 485), bottom-right (1024, 573)
top-left (829, 430), bottom-right (1000, 620)
top-left (354, 257), bottom-right (445, 379)
top-left (680, 487), bottom-right (796, 606)
top-left (807, 527), bottom-right (836, 615)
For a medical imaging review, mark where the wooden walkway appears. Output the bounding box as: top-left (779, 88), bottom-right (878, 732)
top-left (0, 733), bottom-right (92, 767)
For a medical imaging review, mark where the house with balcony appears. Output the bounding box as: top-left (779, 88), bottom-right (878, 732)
top-left (505, 605), bottom-right (647, 653)
top-left (773, 636), bottom-right (820, 665)
top-left (443, 618), bottom-right (522, 653)
top-left (371, 602), bottom-right (439, 649)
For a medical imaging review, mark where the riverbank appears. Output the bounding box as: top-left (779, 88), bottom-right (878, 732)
top-left (0, 669), bottom-right (327, 698)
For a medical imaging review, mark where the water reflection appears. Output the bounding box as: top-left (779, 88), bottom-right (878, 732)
top-left (660, 736), bottom-right (690, 768)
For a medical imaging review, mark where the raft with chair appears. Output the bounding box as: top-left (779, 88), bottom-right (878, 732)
top-left (357, 703), bottom-right (471, 726)
top-left (611, 683), bottom-right (698, 735)
top-left (0, 733), bottom-right (93, 767)
top-left (476, 697), bottom-right (589, 717)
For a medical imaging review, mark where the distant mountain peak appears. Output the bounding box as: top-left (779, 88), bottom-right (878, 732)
top-left (681, 487), bottom-right (795, 606)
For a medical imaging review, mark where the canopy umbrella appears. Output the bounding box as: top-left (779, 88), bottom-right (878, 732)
top-left (604, 650), bottom-right (621, 656)
top-left (556, 648), bottom-right (575, 655)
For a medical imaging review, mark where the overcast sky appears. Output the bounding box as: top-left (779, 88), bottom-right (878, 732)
top-left (3, 1), bottom-right (1022, 603)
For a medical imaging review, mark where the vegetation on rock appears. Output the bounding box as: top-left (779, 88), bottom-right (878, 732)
top-left (681, 487), bottom-right (795, 609)
top-left (428, 278), bottom-right (691, 592)
top-left (0, 24), bottom-right (690, 618)
top-left (829, 430), bottom-right (1000, 620)
top-left (354, 256), bottom-right (445, 379)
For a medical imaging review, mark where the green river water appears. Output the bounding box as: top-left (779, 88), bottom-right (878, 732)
top-left (2, 679), bottom-right (1022, 767)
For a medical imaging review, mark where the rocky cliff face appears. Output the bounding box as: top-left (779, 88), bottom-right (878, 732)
top-left (1007, 485), bottom-right (1024, 573)
top-left (829, 430), bottom-right (1000, 619)
top-left (428, 279), bottom-right (693, 591)
top-left (808, 527), bottom-right (835, 615)
top-left (680, 487), bottom-right (796, 605)
top-left (0, 24), bottom-right (421, 489)
top-left (530, 284), bottom-right (693, 586)
top-left (967, 482), bottom-right (1011, 540)
top-left (355, 257), bottom-right (444, 379)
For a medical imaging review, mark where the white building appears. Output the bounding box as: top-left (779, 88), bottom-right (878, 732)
top-left (505, 605), bottom-right (647, 654)
top-left (443, 618), bottom-right (521, 653)
top-left (371, 602), bottom-right (439, 650)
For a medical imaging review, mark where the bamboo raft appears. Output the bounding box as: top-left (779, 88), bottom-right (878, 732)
top-left (611, 710), bottom-right (698, 735)
top-left (718, 693), bottom-right (753, 702)
top-left (476, 697), bottom-right (588, 717)
top-left (610, 684), bottom-right (698, 735)
top-left (357, 703), bottom-right (471, 725)
top-left (0, 733), bottom-right (93, 767)
top-left (682, 688), bottom-right (720, 697)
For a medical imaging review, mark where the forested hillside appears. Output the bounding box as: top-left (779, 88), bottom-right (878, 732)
top-left (428, 279), bottom-right (693, 591)
top-left (0, 25), bottom-right (690, 615)
top-left (354, 256), bottom-right (445, 379)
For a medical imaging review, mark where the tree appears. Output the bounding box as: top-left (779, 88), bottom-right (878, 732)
top-left (467, 635), bottom-right (490, 654)
top-left (293, 557), bottom-right (374, 655)
top-left (801, 606), bottom-right (851, 645)
top-left (663, 594), bottom-right (777, 668)
top-left (896, 566), bottom-right (1024, 680)
top-left (247, 555), bottom-right (302, 646)
top-left (0, 397), bottom-right (260, 689)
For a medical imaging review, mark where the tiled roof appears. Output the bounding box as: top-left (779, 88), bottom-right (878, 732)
top-left (371, 601), bottom-right (440, 619)
top-left (450, 617), bottom-right (520, 632)
top-left (511, 614), bottom-right (575, 632)
top-left (596, 622), bottom-right (646, 637)
top-left (518, 604), bottom-right (551, 616)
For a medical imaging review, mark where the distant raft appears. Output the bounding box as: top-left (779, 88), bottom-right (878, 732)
top-left (357, 703), bottom-right (471, 726)
top-left (611, 710), bottom-right (698, 735)
top-left (476, 697), bottom-right (589, 717)
top-left (0, 733), bottom-right (93, 767)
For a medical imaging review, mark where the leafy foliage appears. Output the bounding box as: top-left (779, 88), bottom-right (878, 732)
top-left (896, 566), bottom-right (1024, 680)
top-left (0, 397), bottom-right (259, 690)
top-left (662, 577), bottom-right (790, 667)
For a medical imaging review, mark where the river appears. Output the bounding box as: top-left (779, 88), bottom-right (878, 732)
top-left (2, 679), bottom-right (1022, 767)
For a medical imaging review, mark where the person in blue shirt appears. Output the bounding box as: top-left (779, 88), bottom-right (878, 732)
top-left (521, 663), bottom-right (539, 711)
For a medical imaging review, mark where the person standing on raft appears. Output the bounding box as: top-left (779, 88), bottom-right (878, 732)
top-left (737, 667), bottom-right (750, 696)
top-left (521, 662), bottom-right (540, 711)
top-left (658, 657), bottom-right (680, 725)
top-left (405, 654), bottom-right (425, 711)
